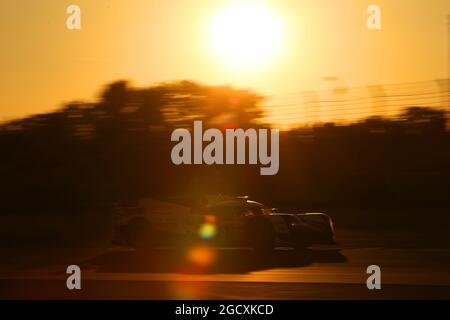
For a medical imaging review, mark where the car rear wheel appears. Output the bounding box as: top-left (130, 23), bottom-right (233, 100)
top-left (246, 218), bottom-right (275, 253)
top-left (126, 218), bottom-right (155, 251)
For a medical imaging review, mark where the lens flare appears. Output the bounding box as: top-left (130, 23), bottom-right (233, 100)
top-left (187, 245), bottom-right (216, 267)
top-left (205, 215), bottom-right (216, 224)
top-left (199, 223), bottom-right (217, 240)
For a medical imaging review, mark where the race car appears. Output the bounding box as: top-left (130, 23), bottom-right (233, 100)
top-left (112, 196), bottom-right (335, 251)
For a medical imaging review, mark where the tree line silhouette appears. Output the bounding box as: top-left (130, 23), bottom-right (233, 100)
top-left (0, 80), bottom-right (448, 227)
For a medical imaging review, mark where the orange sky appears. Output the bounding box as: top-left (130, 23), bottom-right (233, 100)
top-left (1, 0), bottom-right (449, 125)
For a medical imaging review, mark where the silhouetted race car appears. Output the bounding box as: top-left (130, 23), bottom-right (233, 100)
top-left (112, 196), bottom-right (335, 251)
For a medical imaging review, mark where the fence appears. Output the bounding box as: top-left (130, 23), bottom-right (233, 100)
top-left (264, 79), bottom-right (450, 127)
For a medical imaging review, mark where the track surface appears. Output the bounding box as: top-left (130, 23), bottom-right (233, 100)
top-left (1, 229), bottom-right (450, 299)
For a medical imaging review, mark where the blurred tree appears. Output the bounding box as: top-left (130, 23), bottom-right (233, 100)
top-left (159, 81), bottom-right (265, 128)
top-left (95, 80), bottom-right (265, 130)
top-left (100, 81), bottom-right (129, 116)
top-left (400, 106), bottom-right (446, 133)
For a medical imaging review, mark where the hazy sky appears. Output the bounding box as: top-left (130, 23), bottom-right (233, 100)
top-left (1, 0), bottom-right (449, 121)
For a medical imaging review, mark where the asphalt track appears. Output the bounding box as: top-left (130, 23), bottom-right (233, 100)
top-left (1, 229), bottom-right (450, 299)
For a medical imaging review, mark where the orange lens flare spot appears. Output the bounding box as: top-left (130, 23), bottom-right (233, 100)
top-left (205, 215), bottom-right (216, 223)
top-left (187, 246), bottom-right (216, 267)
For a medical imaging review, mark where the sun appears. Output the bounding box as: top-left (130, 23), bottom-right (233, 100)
top-left (207, 2), bottom-right (285, 71)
